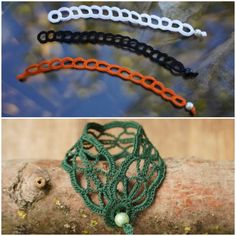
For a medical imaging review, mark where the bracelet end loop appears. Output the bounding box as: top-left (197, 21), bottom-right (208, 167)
top-left (123, 223), bottom-right (134, 235)
top-left (194, 29), bottom-right (207, 37)
top-left (190, 107), bottom-right (197, 116)
top-left (16, 73), bottom-right (27, 82)
top-left (183, 68), bottom-right (198, 78)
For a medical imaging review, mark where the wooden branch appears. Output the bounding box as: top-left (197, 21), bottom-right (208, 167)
top-left (2, 158), bottom-right (234, 234)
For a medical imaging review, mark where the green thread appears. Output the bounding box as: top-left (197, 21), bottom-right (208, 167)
top-left (62, 121), bottom-right (166, 234)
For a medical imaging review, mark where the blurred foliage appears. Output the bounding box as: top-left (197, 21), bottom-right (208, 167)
top-left (2, 2), bottom-right (234, 117)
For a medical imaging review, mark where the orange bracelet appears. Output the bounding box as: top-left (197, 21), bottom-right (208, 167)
top-left (16, 57), bottom-right (196, 115)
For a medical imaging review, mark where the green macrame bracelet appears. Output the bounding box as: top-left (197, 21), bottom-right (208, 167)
top-left (62, 121), bottom-right (166, 234)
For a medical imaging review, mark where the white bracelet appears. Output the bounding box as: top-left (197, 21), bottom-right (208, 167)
top-left (48, 5), bottom-right (207, 37)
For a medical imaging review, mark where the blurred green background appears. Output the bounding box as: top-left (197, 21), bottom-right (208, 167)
top-left (2, 2), bottom-right (234, 117)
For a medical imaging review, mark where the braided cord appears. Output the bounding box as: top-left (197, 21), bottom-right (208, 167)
top-left (61, 121), bottom-right (166, 234)
top-left (47, 5), bottom-right (207, 37)
top-left (16, 56), bottom-right (196, 115)
top-left (37, 30), bottom-right (198, 78)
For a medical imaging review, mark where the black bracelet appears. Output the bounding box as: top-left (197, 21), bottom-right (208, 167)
top-left (37, 30), bottom-right (198, 78)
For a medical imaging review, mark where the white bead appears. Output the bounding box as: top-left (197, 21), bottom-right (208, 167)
top-left (185, 102), bottom-right (194, 111)
top-left (114, 212), bottom-right (129, 227)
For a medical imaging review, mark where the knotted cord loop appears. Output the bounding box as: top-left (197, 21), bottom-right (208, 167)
top-left (37, 30), bottom-right (198, 78)
top-left (61, 121), bottom-right (166, 234)
top-left (47, 5), bottom-right (207, 37)
top-left (16, 56), bottom-right (197, 115)
top-left (123, 224), bottom-right (134, 234)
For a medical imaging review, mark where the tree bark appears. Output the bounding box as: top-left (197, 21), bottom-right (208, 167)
top-left (2, 158), bottom-right (234, 234)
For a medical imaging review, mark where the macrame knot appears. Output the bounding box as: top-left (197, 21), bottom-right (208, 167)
top-left (183, 68), bottom-right (198, 78)
top-left (123, 223), bottom-right (134, 234)
top-left (62, 121), bottom-right (166, 234)
top-left (194, 29), bottom-right (207, 37)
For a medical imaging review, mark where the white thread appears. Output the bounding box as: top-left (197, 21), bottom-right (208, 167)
top-left (48, 10), bottom-right (62, 23)
top-left (59, 7), bottom-right (73, 22)
top-left (47, 5), bottom-right (207, 37)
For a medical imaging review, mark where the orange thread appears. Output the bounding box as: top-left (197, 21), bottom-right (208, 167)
top-left (16, 57), bottom-right (196, 115)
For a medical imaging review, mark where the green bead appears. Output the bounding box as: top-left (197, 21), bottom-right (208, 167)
top-left (115, 212), bottom-right (130, 227)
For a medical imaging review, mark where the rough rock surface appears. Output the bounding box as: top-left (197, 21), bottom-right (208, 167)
top-left (159, 2), bottom-right (205, 22)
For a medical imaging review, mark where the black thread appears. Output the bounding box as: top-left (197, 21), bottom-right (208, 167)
top-left (37, 30), bottom-right (198, 78)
